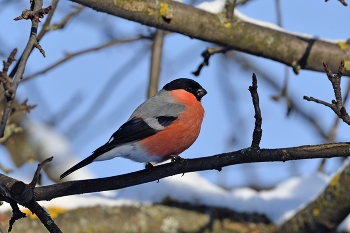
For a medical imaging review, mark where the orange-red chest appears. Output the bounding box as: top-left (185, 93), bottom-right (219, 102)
top-left (139, 90), bottom-right (204, 161)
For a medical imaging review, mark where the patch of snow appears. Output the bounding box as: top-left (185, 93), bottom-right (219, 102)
top-left (1, 169), bottom-right (350, 230)
top-left (194, 1), bottom-right (344, 43)
top-left (0, 172), bottom-right (332, 224)
top-left (25, 119), bottom-right (94, 181)
top-left (196, 0), bottom-right (225, 14)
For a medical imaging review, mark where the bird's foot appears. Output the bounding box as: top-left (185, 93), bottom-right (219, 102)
top-left (171, 155), bottom-right (184, 163)
top-left (145, 162), bottom-right (154, 170)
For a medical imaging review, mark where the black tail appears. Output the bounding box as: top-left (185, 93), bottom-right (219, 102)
top-left (60, 153), bottom-right (99, 179)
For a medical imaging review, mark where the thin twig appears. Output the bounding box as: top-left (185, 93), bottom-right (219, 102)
top-left (0, 0), bottom-right (48, 138)
top-left (9, 0), bottom-right (60, 78)
top-left (8, 201), bottom-right (26, 232)
top-left (37, 0), bottom-right (59, 40)
top-left (65, 45), bottom-right (150, 138)
top-left (11, 98), bottom-right (37, 115)
top-left (23, 36), bottom-right (147, 81)
top-left (304, 61), bottom-right (350, 125)
top-left (275, 0), bottom-right (282, 27)
top-left (317, 79), bottom-right (350, 172)
top-left (29, 157), bottom-right (53, 189)
top-left (46, 5), bottom-right (85, 31)
top-left (325, 0), bottom-right (348, 6)
top-left (0, 48), bottom-right (17, 99)
top-left (225, 0), bottom-right (237, 20)
top-left (249, 73), bottom-right (262, 148)
top-left (13, 5), bottom-right (52, 22)
top-left (303, 96), bottom-right (333, 108)
top-left (192, 46), bottom-right (232, 76)
top-left (272, 0), bottom-right (294, 116)
top-left (148, 30), bottom-right (165, 98)
top-left (229, 52), bottom-right (329, 139)
top-left (236, 0), bottom-right (254, 5)
top-left (24, 200), bottom-right (62, 233)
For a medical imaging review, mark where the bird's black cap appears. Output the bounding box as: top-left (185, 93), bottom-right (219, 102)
top-left (163, 78), bottom-right (207, 101)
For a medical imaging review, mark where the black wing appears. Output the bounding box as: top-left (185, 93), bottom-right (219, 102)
top-left (93, 117), bottom-right (159, 154)
top-left (156, 116), bottom-right (177, 127)
top-left (60, 117), bottom-right (163, 179)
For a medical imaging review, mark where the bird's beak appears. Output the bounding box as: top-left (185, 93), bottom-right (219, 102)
top-left (196, 88), bottom-right (207, 99)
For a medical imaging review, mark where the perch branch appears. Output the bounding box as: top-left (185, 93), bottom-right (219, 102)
top-left (15, 142), bottom-right (350, 201)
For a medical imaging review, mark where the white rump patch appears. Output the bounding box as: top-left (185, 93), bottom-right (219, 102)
top-left (94, 142), bottom-right (163, 163)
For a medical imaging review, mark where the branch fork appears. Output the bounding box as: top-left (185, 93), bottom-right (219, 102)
top-left (0, 157), bottom-right (59, 232)
top-left (14, 5), bottom-right (52, 22)
top-left (304, 61), bottom-right (350, 124)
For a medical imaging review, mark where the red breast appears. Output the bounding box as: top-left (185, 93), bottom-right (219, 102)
top-left (139, 89), bottom-right (204, 161)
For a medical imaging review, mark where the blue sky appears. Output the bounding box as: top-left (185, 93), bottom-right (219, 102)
top-left (1, 0), bottom-right (350, 188)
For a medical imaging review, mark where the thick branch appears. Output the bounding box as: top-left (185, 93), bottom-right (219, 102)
top-left (278, 163), bottom-right (350, 233)
top-left (0, 157), bottom-right (61, 232)
top-left (19, 142), bottom-right (350, 201)
top-left (70, 0), bottom-right (350, 75)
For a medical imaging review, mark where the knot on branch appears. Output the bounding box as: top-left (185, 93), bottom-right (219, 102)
top-left (14, 5), bottom-right (52, 22)
top-left (10, 181), bottom-right (33, 204)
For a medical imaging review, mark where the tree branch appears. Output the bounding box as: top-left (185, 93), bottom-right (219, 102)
top-left (304, 61), bottom-right (350, 125)
top-left (147, 29), bottom-right (165, 98)
top-left (225, 0), bottom-right (237, 20)
top-left (228, 52), bottom-right (329, 139)
top-left (5, 142), bottom-right (343, 201)
top-left (0, 0), bottom-right (50, 138)
top-left (325, 0), bottom-right (348, 6)
top-left (0, 157), bottom-right (61, 232)
top-left (69, 0), bottom-right (350, 75)
top-left (29, 156), bottom-right (53, 188)
top-left (23, 36), bottom-right (147, 81)
top-left (278, 161), bottom-right (350, 232)
top-left (249, 73), bottom-right (262, 148)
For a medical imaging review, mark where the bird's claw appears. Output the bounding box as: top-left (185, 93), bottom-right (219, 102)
top-left (145, 162), bottom-right (154, 170)
top-left (171, 156), bottom-right (184, 163)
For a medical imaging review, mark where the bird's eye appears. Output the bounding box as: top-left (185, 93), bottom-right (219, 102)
top-left (186, 87), bottom-right (193, 92)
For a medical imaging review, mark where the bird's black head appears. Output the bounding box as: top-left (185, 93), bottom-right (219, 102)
top-left (163, 78), bottom-right (207, 101)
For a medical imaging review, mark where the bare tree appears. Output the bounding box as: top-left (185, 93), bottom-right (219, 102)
top-left (0, 0), bottom-right (349, 232)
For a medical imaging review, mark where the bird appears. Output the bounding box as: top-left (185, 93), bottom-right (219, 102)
top-left (60, 78), bottom-right (207, 179)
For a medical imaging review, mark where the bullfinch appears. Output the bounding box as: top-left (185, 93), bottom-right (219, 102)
top-left (60, 78), bottom-right (207, 179)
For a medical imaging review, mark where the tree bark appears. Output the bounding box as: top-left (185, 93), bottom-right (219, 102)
top-left (70, 0), bottom-right (350, 75)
